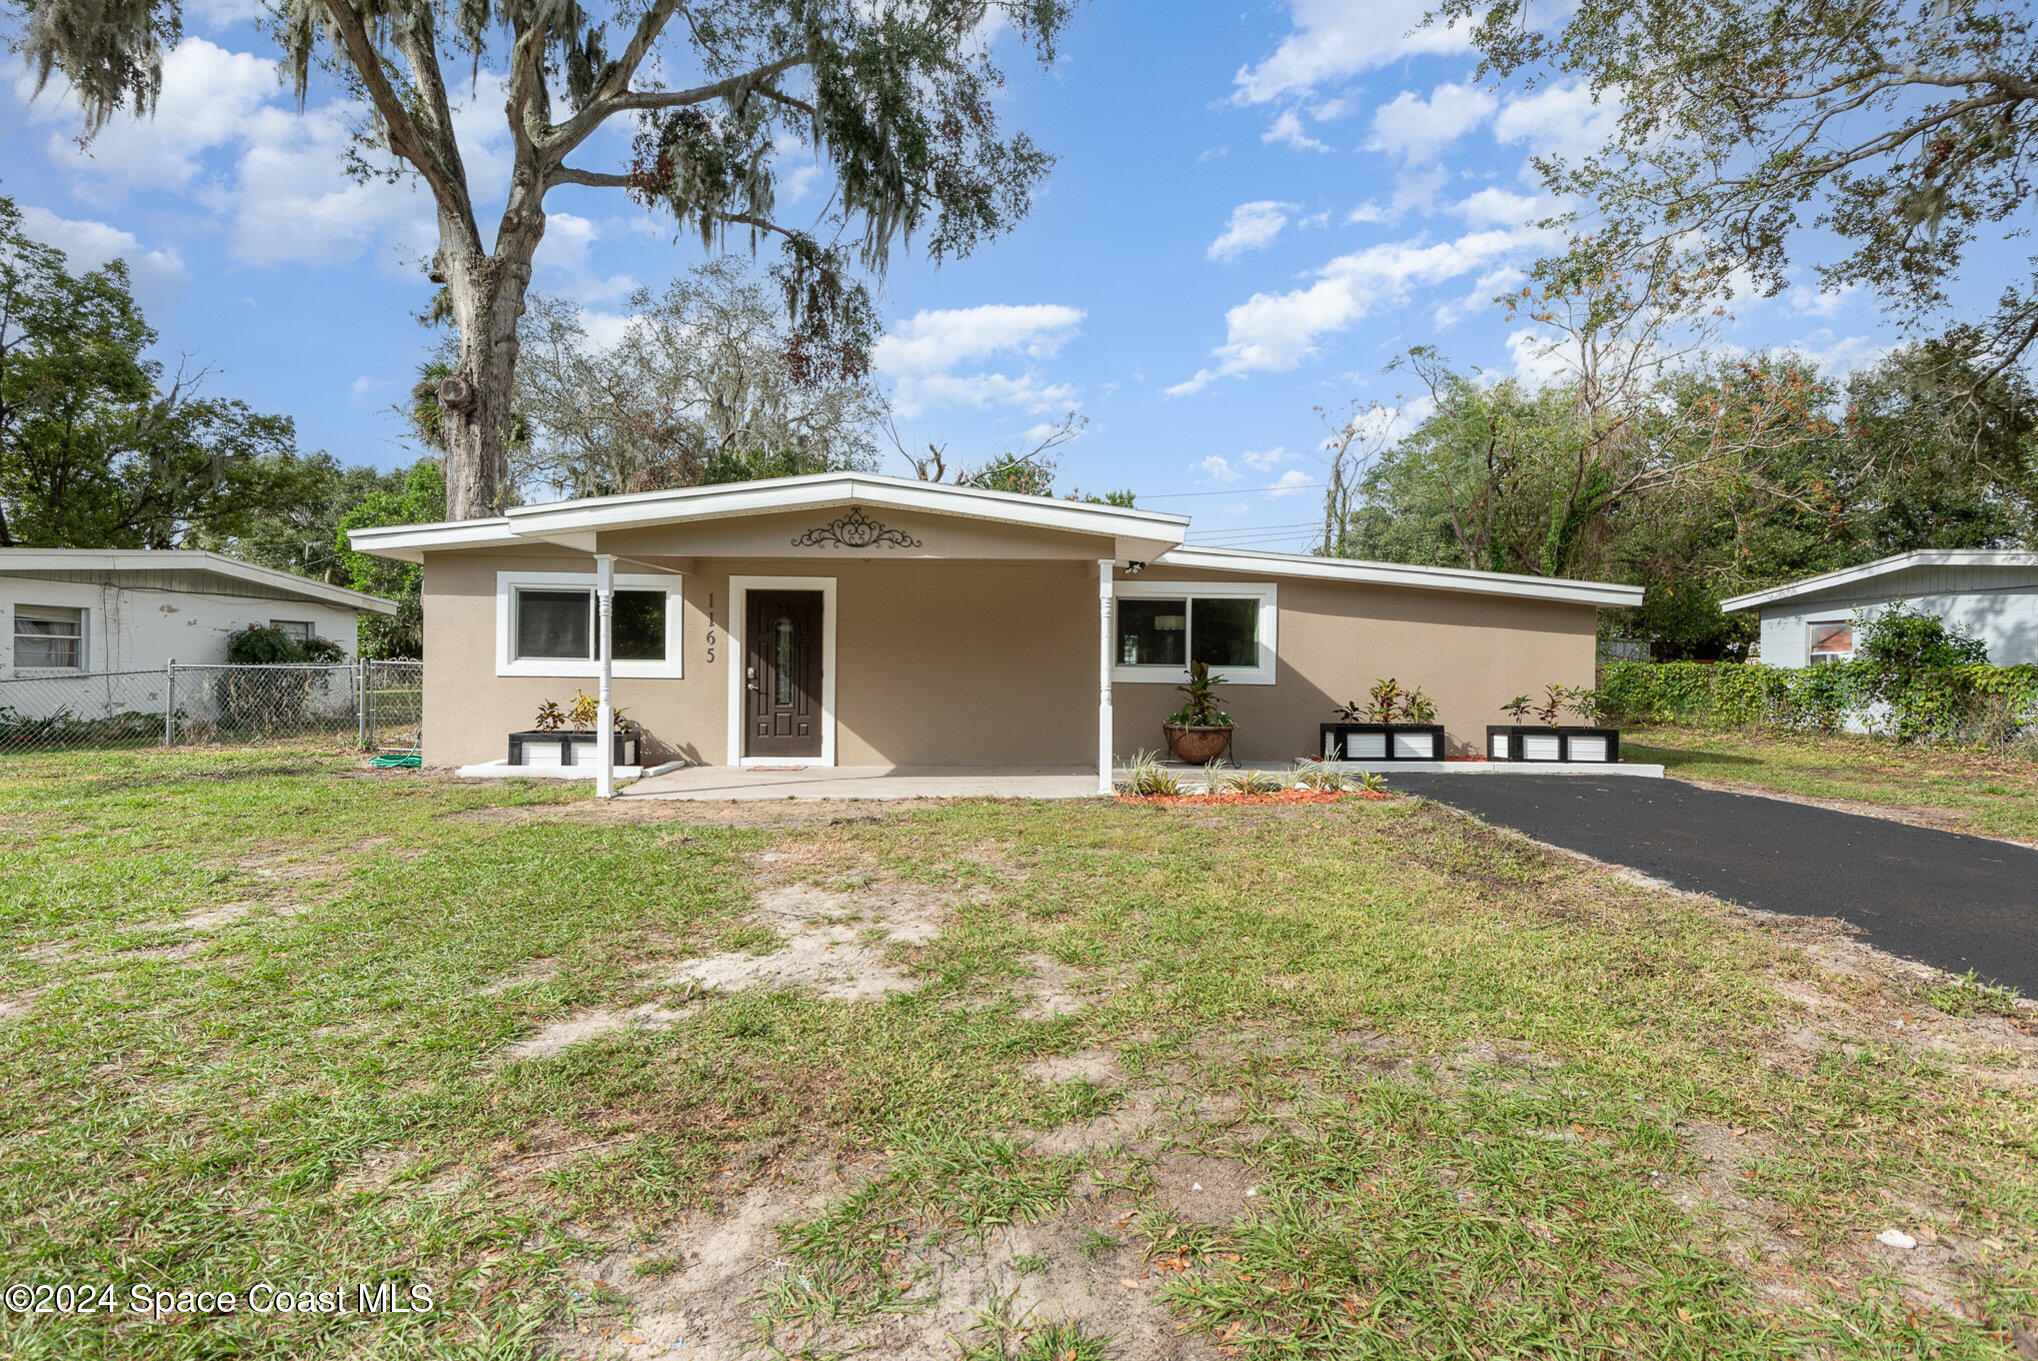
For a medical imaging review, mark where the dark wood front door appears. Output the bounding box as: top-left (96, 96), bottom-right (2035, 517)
top-left (745, 590), bottom-right (823, 759)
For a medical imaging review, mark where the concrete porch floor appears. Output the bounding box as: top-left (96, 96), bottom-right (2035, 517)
top-left (619, 764), bottom-right (1103, 801)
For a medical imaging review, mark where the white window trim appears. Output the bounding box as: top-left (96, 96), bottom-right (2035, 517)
top-left (1110, 580), bottom-right (1278, 686)
top-left (11, 604), bottom-right (88, 674)
top-left (495, 570), bottom-right (684, 678)
top-left (726, 575), bottom-right (837, 767)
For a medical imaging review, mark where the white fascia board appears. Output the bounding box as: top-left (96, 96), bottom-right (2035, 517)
top-left (0, 548), bottom-right (399, 615)
top-left (1720, 550), bottom-right (2038, 613)
top-left (501, 472), bottom-right (1191, 546)
top-left (1152, 546), bottom-right (1645, 608)
top-left (344, 518), bottom-right (521, 562)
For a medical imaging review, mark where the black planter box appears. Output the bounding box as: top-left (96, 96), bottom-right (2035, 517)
top-left (1320, 722), bottom-right (1445, 761)
top-left (1487, 725), bottom-right (1621, 762)
top-left (507, 729), bottom-right (639, 767)
top-left (1559, 727), bottom-right (1621, 763)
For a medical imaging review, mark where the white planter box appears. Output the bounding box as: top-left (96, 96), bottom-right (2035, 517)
top-left (1521, 733), bottom-right (1562, 761)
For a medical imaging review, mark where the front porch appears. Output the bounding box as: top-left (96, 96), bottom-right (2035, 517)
top-left (618, 763), bottom-right (1102, 800)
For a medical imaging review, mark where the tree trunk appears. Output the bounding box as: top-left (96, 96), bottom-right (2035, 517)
top-left (437, 191), bottom-right (543, 521)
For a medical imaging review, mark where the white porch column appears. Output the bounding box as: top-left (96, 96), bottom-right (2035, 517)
top-left (594, 552), bottom-right (616, 800)
top-left (1097, 559), bottom-right (1114, 795)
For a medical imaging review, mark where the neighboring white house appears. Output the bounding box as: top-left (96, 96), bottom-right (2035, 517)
top-left (1, 549), bottom-right (397, 679)
top-left (1721, 550), bottom-right (2038, 667)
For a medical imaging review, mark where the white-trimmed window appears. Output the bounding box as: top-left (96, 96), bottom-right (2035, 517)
top-left (1111, 581), bottom-right (1277, 685)
top-left (495, 571), bottom-right (683, 678)
top-left (1807, 620), bottom-right (1854, 665)
top-left (13, 604), bottom-right (85, 671)
top-left (270, 620), bottom-right (313, 641)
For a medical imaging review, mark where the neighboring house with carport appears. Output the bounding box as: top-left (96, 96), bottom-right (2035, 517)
top-left (346, 472), bottom-right (1643, 791)
top-left (1721, 550), bottom-right (2038, 667)
top-left (2, 548), bottom-right (395, 686)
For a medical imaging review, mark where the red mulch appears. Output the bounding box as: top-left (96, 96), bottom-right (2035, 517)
top-left (1117, 788), bottom-right (1389, 807)
top-left (1442, 754), bottom-right (1490, 762)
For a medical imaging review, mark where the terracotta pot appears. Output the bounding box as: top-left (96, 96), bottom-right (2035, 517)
top-left (1163, 723), bottom-right (1234, 764)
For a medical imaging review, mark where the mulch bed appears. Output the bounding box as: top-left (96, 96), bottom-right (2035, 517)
top-left (1117, 789), bottom-right (1388, 807)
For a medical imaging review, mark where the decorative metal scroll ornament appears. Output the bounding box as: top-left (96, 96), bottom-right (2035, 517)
top-left (791, 508), bottom-right (922, 549)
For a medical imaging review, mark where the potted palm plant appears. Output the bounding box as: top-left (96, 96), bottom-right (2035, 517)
top-left (1321, 679), bottom-right (1445, 760)
top-left (1162, 661), bottom-right (1234, 764)
top-left (508, 692), bottom-right (638, 767)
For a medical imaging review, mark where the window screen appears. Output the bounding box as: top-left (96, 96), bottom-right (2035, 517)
top-left (13, 605), bottom-right (83, 669)
top-left (1118, 598), bottom-right (1187, 666)
top-left (612, 590), bottom-right (666, 661)
top-left (515, 589), bottom-right (591, 659)
top-left (1190, 597), bottom-right (1259, 667)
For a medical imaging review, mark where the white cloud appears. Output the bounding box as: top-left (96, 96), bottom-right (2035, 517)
top-left (25, 39), bottom-right (515, 270)
top-left (1455, 187), bottom-right (1544, 228)
top-left (1207, 201), bottom-right (1295, 261)
top-left (1432, 264), bottom-right (1524, 329)
top-left (1789, 331), bottom-right (1889, 376)
top-left (1265, 469), bottom-right (1316, 497)
top-left (873, 303), bottom-right (1086, 416)
top-left (1241, 447), bottom-right (1293, 471)
top-left (1391, 169), bottom-right (1449, 214)
top-left (1199, 455), bottom-right (1242, 483)
top-left (1346, 202), bottom-right (1387, 225)
top-left (1167, 222), bottom-right (1561, 395)
top-left (1233, 0), bottom-right (1473, 105)
top-left (1789, 282), bottom-right (1860, 318)
top-left (23, 39), bottom-right (276, 198)
top-left (1506, 326), bottom-right (1574, 388)
top-left (1367, 83), bottom-right (1496, 163)
top-left (1492, 81), bottom-right (1620, 164)
top-left (875, 303), bottom-right (1084, 374)
top-left (533, 213), bottom-right (639, 305)
top-left (1261, 109), bottom-right (1330, 153)
top-left (15, 205), bottom-right (187, 296)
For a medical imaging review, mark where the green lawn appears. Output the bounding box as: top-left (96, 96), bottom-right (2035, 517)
top-left (1, 748), bottom-right (2033, 1359)
top-left (1625, 726), bottom-right (2038, 842)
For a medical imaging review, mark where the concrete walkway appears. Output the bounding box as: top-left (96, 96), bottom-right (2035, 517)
top-left (620, 765), bottom-right (1101, 801)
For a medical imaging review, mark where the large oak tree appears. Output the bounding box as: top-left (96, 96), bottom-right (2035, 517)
top-left (1428, 0), bottom-right (2038, 397)
top-left (17, 0), bottom-right (1073, 519)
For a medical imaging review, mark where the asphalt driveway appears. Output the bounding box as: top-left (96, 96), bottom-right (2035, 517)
top-left (1391, 774), bottom-right (2038, 994)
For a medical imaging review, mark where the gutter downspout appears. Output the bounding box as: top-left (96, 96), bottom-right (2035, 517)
top-left (595, 552), bottom-right (615, 800)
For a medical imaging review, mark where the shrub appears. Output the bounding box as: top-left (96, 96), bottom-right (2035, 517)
top-left (1598, 659), bottom-right (2038, 750)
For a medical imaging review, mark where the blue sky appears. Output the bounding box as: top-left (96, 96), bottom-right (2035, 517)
top-left (2, 0), bottom-right (1926, 552)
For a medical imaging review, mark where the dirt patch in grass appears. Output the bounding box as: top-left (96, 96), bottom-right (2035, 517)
top-left (557, 1146), bottom-right (1217, 1361)
top-left (658, 881), bottom-right (947, 1002)
top-left (504, 1002), bottom-right (699, 1060)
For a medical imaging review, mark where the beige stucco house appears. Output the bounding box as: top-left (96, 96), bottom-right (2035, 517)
top-left (347, 472), bottom-right (1641, 791)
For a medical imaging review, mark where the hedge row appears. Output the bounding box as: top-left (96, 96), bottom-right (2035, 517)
top-left (1596, 661), bottom-right (2038, 746)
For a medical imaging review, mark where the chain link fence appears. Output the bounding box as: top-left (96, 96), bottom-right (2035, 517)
top-left (0, 660), bottom-right (422, 755)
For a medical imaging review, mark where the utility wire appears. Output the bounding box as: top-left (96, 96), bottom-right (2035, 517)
top-left (1134, 481), bottom-right (1325, 500)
